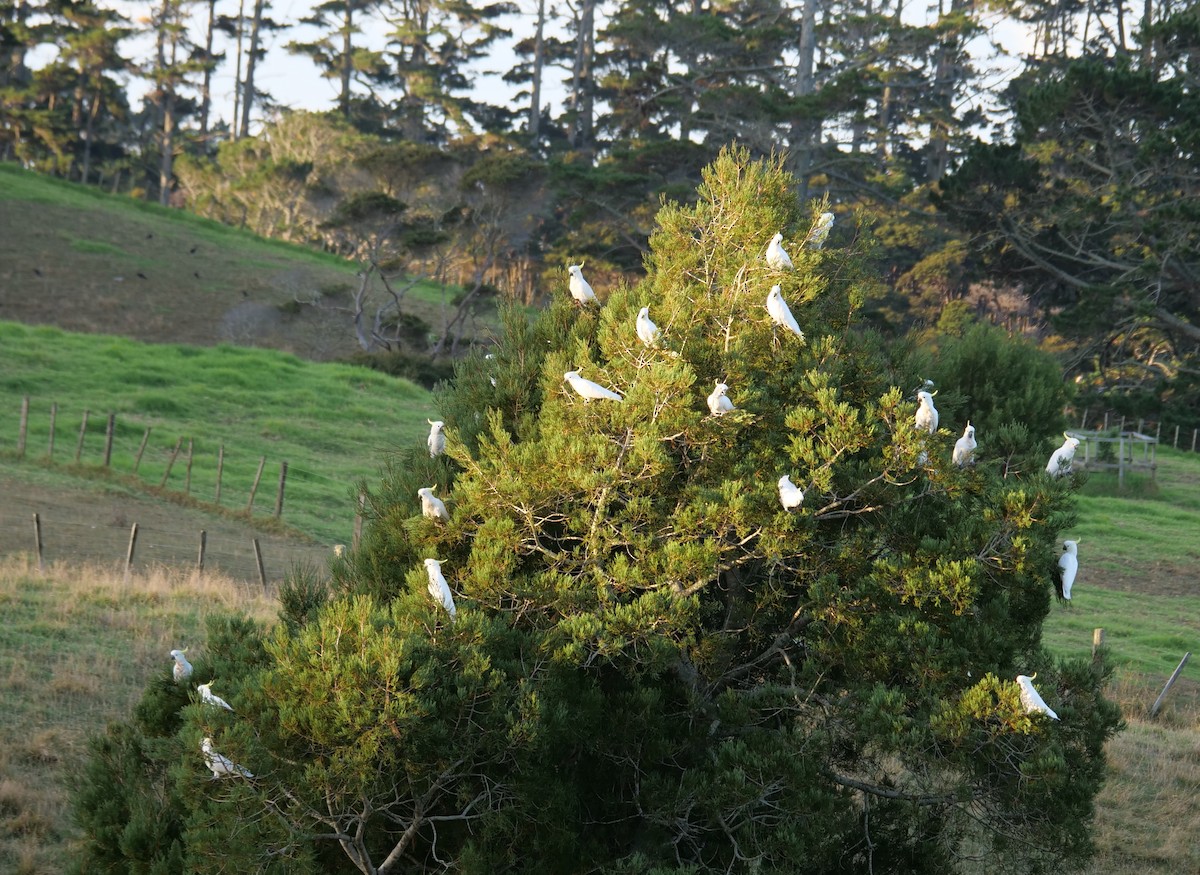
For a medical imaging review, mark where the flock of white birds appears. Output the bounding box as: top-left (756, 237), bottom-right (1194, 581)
top-left (170, 649), bottom-right (255, 779)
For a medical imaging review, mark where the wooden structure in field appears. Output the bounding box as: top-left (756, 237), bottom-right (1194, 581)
top-left (1071, 429), bottom-right (1158, 487)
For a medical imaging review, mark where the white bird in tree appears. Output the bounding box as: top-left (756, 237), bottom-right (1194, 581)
top-left (1015, 674), bottom-right (1059, 720)
top-left (1058, 540), bottom-right (1079, 601)
top-left (567, 264), bottom-right (599, 305)
top-left (1046, 433), bottom-right (1081, 478)
top-left (564, 370), bottom-right (623, 402)
top-left (636, 306), bottom-right (661, 347)
top-left (427, 420), bottom-right (446, 458)
top-left (201, 737), bottom-right (253, 779)
top-left (914, 391), bottom-right (939, 434)
top-left (778, 475), bottom-right (805, 511)
top-left (707, 381), bottom-right (735, 416)
top-left (170, 649), bottom-right (193, 683)
top-left (424, 558), bottom-right (457, 620)
top-left (953, 422), bottom-right (977, 466)
top-left (765, 233), bottom-right (794, 271)
top-left (766, 285), bottom-right (805, 340)
top-left (197, 682), bottom-right (234, 712)
top-left (417, 486), bottom-right (450, 522)
top-left (807, 212), bottom-right (835, 250)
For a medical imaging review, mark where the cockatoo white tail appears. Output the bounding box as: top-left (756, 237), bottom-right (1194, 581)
top-left (636, 306), bottom-right (661, 347)
top-left (765, 232), bottom-right (794, 270)
top-left (914, 391), bottom-right (939, 434)
top-left (564, 370), bottom-right (623, 402)
top-left (1046, 433), bottom-right (1081, 477)
top-left (424, 558), bottom-right (457, 620)
top-left (953, 422), bottom-right (977, 466)
top-left (1016, 674), bottom-right (1059, 720)
top-left (808, 212), bottom-right (835, 250)
top-left (170, 649), bottom-right (193, 683)
top-left (417, 487), bottom-right (450, 522)
top-left (197, 682), bottom-right (234, 711)
top-left (707, 381), bottom-right (735, 416)
top-left (1058, 540), bottom-right (1078, 600)
top-left (427, 420), bottom-right (445, 458)
top-left (567, 264), bottom-right (598, 305)
top-left (778, 475), bottom-right (805, 511)
top-left (766, 285), bottom-right (805, 339)
top-left (202, 737), bottom-right (253, 778)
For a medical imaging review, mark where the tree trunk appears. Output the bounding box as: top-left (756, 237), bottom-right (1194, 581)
top-left (199, 0), bottom-right (217, 138)
top-left (239, 0), bottom-right (265, 137)
top-left (529, 0), bottom-right (545, 143)
top-left (924, 0), bottom-right (974, 183)
top-left (570, 0), bottom-right (596, 161)
top-left (789, 0), bottom-right (820, 200)
top-left (340, 2), bottom-right (353, 116)
top-left (232, 0), bottom-right (244, 138)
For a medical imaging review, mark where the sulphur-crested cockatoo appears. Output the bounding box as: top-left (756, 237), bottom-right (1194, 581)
top-left (170, 649), bottom-right (193, 683)
top-left (914, 391), bottom-right (939, 434)
top-left (427, 420), bottom-right (445, 458)
top-left (424, 558), bottom-right (457, 619)
top-left (1058, 540), bottom-right (1078, 601)
top-left (1015, 674), bottom-right (1059, 720)
top-left (567, 264), bottom-right (598, 305)
top-left (953, 422), bottom-right (977, 466)
top-left (202, 737), bottom-right (253, 778)
top-left (778, 475), bottom-right (805, 511)
top-left (564, 370), bottom-right (623, 402)
top-left (707, 381), bottom-right (735, 416)
top-left (766, 285), bottom-right (805, 340)
top-left (636, 306), bottom-right (661, 347)
top-left (197, 682), bottom-right (234, 712)
top-left (417, 486), bottom-right (449, 522)
top-left (1046, 433), bottom-right (1081, 477)
top-left (765, 232), bottom-right (793, 271)
top-left (807, 212), bottom-right (835, 250)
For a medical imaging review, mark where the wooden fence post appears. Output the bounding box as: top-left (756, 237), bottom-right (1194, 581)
top-left (104, 413), bottom-right (115, 467)
top-left (274, 461), bottom-right (288, 518)
top-left (1149, 652), bottom-right (1192, 718)
top-left (17, 396), bottom-right (29, 457)
top-left (185, 438), bottom-right (194, 494)
top-left (32, 513), bottom-right (44, 573)
top-left (47, 402), bottom-right (57, 459)
top-left (1092, 628), bottom-right (1104, 662)
top-left (160, 437), bottom-right (183, 487)
top-left (1193, 429), bottom-right (1198, 453)
top-left (133, 426), bottom-right (152, 472)
top-left (246, 456), bottom-right (266, 513)
top-left (215, 444), bottom-right (224, 505)
top-left (252, 538), bottom-right (267, 591)
top-left (1174, 425), bottom-right (1180, 449)
top-left (197, 530), bottom-right (207, 574)
top-left (123, 522), bottom-right (139, 584)
top-left (75, 409), bottom-right (90, 462)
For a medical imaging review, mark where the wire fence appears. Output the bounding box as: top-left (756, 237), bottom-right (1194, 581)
top-left (1068, 407), bottom-right (1200, 451)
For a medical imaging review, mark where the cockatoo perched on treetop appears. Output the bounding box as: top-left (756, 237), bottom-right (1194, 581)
top-left (417, 486), bottom-right (450, 522)
top-left (197, 682), bottom-right (234, 711)
top-left (1046, 433), bottom-right (1081, 477)
top-left (202, 737), bottom-right (253, 779)
top-left (914, 391), bottom-right (939, 434)
top-left (1058, 540), bottom-right (1079, 601)
top-left (567, 264), bottom-right (598, 305)
top-left (765, 232), bottom-right (793, 270)
top-left (170, 649), bottom-right (192, 683)
top-left (423, 558), bottom-right (457, 620)
top-left (427, 420), bottom-right (445, 458)
top-left (766, 285), bottom-right (805, 340)
top-left (636, 306), bottom-right (661, 347)
top-left (953, 422), bottom-right (977, 466)
top-left (707, 381), bottom-right (735, 416)
top-left (807, 211), bottom-right (835, 250)
top-left (778, 475), bottom-right (805, 511)
top-left (1016, 674), bottom-right (1059, 720)
top-left (564, 370), bottom-right (623, 402)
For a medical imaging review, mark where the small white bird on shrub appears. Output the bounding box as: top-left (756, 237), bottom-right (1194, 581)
top-left (914, 391), bottom-right (939, 434)
top-left (707, 381), bottom-right (735, 416)
top-left (202, 737), bottom-right (253, 779)
top-left (1058, 540), bottom-right (1079, 601)
top-left (778, 475), bottom-right (805, 511)
top-left (170, 649), bottom-right (193, 683)
top-left (953, 422), bottom-right (977, 466)
top-left (766, 285), bottom-right (805, 340)
top-left (1015, 674), bottom-right (1059, 720)
top-left (417, 486), bottom-right (450, 522)
top-left (567, 264), bottom-right (598, 305)
top-left (427, 420), bottom-right (446, 457)
top-left (807, 211), bottom-right (835, 250)
top-left (636, 306), bottom-right (661, 347)
top-left (197, 682), bottom-right (234, 712)
top-left (564, 370), bottom-right (623, 402)
top-left (1046, 433), bottom-right (1081, 477)
top-left (765, 232), bottom-right (794, 270)
top-left (424, 558), bottom-right (457, 620)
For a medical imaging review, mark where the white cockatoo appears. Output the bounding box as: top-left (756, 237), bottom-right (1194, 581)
top-left (807, 211), bottom-right (835, 250)
top-left (1046, 433), bottom-right (1081, 477)
top-left (766, 285), bottom-right (805, 340)
top-left (953, 422), bottom-right (977, 466)
top-left (417, 486), bottom-right (450, 522)
top-left (485, 352), bottom-right (497, 387)
top-left (636, 306), bottom-right (661, 347)
top-left (567, 264), bottom-right (598, 305)
top-left (914, 391), bottom-right (939, 434)
top-left (423, 558), bottom-right (457, 620)
top-left (201, 737), bottom-right (253, 779)
top-left (564, 370), bottom-right (623, 402)
top-left (170, 649), bottom-right (193, 683)
top-left (1015, 674), bottom-right (1059, 720)
top-left (707, 381), bottom-right (735, 416)
top-left (427, 420), bottom-right (445, 458)
top-left (197, 682), bottom-right (234, 711)
top-left (765, 232), bottom-right (794, 270)
top-left (1058, 540), bottom-right (1079, 601)
top-left (778, 475), bottom-right (805, 511)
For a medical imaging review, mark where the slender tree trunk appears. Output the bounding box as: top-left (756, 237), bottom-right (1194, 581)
top-left (232, 0), bottom-right (244, 138)
top-left (925, 0), bottom-right (974, 183)
top-left (789, 0), bottom-right (820, 200)
top-left (199, 0), bottom-right (216, 138)
top-left (340, 2), bottom-right (353, 116)
top-left (239, 0), bottom-right (265, 137)
top-left (529, 0), bottom-right (545, 143)
top-left (570, 0), bottom-right (595, 161)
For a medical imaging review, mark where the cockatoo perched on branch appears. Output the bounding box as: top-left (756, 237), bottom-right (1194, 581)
top-left (807, 212), bottom-right (835, 250)
top-left (417, 487), bottom-right (450, 522)
top-left (202, 737), bottom-right (253, 779)
top-left (778, 475), bottom-right (805, 511)
top-left (427, 420), bottom-right (445, 458)
top-left (564, 370), bottom-right (623, 402)
top-left (914, 391), bottom-right (939, 434)
top-left (1058, 540), bottom-right (1079, 601)
top-left (765, 232), bottom-right (793, 270)
top-left (1046, 433), bottom-right (1081, 477)
top-left (170, 649), bottom-right (193, 683)
top-left (953, 422), bottom-right (977, 466)
top-left (707, 381), bottom-right (735, 416)
top-left (766, 285), bottom-right (805, 340)
top-left (1016, 674), bottom-right (1059, 720)
top-left (197, 683), bottom-right (233, 712)
top-left (636, 307), bottom-right (661, 347)
top-left (424, 558), bottom-right (457, 620)
top-left (567, 264), bottom-right (598, 305)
